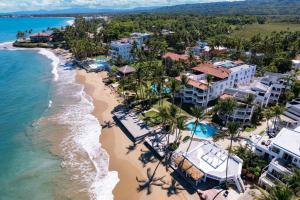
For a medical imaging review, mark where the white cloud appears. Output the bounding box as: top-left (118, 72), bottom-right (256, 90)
top-left (0, 0), bottom-right (242, 12)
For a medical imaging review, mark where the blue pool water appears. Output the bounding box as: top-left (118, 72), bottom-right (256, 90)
top-left (187, 122), bottom-right (217, 138)
top-left (151, 84), bottom-right (171, 94)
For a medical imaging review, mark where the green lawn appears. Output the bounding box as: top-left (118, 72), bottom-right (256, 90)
top-left (152, 98), bottom-right (192, 118)
top-left (231, 23), bottom-right (300, 38)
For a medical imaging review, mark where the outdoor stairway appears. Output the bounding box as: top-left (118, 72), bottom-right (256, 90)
top-left (234, 176), bottom-right (246, 193)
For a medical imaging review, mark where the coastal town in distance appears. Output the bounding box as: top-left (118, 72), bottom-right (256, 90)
top-left (1, 0), bottom-right (300, 200)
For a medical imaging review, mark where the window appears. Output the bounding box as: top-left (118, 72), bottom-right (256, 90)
top-left (256, 148), bottom-right (262, 153)
top-left (271, 147), bottom-right (280, 154)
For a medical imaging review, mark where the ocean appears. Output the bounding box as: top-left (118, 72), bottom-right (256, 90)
top-left (0, 18), bottom-right (117, 200)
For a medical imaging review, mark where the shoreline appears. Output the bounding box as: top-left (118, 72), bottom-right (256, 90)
top-left (76, 70), bottom-right (199, 200)
top-left (3, 41), bottom-right (199, 199)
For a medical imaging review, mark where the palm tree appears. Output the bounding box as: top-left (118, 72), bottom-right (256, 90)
top-left (175, 117), bottom-right (186, 144)
top-left (215, 98), bottom-right (237, 125)
top-left (285, 168), bottom-right (300, 197)
top-left (157, 106), bottom-right (169, 131)
top-left (225, 122), bottom-right (240, 189)
top-left (263, 108), bottom-right (273, 132)
top-left (186, 106), bottom-right (204, 153)
top-left (256, 184), bottom-right (293, 200)
top-left (179, 74), bottom-right (189, 110)
top-left (243, 94), bottom-right (255, 125)
top-left (271, 104), bottom-right (285, 130)
top-left (169, 78), bottom-right (180, 104)
top-left (280, 73), bottom-right (296, 103)
top-left (205, 74), bottom-right (213, 110)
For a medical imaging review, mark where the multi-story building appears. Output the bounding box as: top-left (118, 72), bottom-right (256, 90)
top-left (279, 98), bottom-right (300, 129)
top-left (238, 72), bottom-right (287, 107)
top-left (110, 39), bottom-right (133, 62)
top-left (189, 40), bottom-right (227, 57)
top-left (177, 60), bottom-right (256, 107)
top-left (130, 32), bottom-right (151, 47)
top-left (110, 32), bottom-right (151, 62)
top-left (219, 88), bottom-right (256, 123)
top-left (253, 127), bottom-right (300, 189)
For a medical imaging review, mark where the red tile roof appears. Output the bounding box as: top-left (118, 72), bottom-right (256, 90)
top-left (192, 63), bottom-right (230, 79)
top-left (176, 76), bottom-right (208, 90)
top-left (163, 52), bottom-right (188, 61)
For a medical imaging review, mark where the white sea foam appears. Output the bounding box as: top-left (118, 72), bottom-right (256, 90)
top-left (54, 65), bottom-right (118, 200)
top-left (38, 49), bottom-right (60, 81)
top-left (66, 20), bottom-right (75, 26)
top-left (0, 42), bottom-right (60, 82)
top-left (48, 100), bottom-right (53, 108)
top-left (1, 39), bottom-right (118, 200)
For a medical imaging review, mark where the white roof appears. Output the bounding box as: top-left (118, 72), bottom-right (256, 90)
top-left (272, 128), bottom-right (300, 158)
top-left (292, 60), bottom-right (300, 64)
top-left (230, 64), bottom-right (255, 73)
top-left (185, 140), bottom-right (243, 179)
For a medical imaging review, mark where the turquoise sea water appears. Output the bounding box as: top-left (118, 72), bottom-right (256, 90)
top-left (0, 18), bottom-right (73, 199)
top-left (0, 17), bottom-right (71, 42)
top-left (187, 122), bottom-right (217, 138)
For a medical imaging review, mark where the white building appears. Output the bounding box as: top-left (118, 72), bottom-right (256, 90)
top-left (110, 39), bottom-right (133, 62)
top-left (177, 60), bottom-right (256, 107)
top-left (292, 60), bottom-right (300, 69)
top-left (253, 127), bottom-right (300, 189)
top-left (110, 32), bottom-right (151, 62)
top-left (238, 72), bottom-right (287, 107)
top-left (280, 98), bottom-right (300, 129)
top-left (173, 139), bottom-right (245, 193)
top-left (219, 88), bottom-right (256, 123)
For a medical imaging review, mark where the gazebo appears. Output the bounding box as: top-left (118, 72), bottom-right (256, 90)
top-left (117, 65), bottom-right (136, 76)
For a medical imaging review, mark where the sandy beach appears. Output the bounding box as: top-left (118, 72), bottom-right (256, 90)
top-left (76, 70), bottom-right (200, 200)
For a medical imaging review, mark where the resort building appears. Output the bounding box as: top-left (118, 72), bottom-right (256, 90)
top-left (161, 29), bottom-right (175, 36)
top-left (130, 32), bottom-right (151, 47)
top-left (238, 72), bottom-right (287, 107)
top-left (279, 98), bottom-right (300, 129)
top-left (30, 33), bottom-right (51, 43)
top-left (177, 60), bottom-right (256, 107)
top-left (189, 40), bottom-right (208, 56)
top-left (173, 139), bottom-right (245, 193)
top-left (162, 52), bottom-right (189, 68)
top-left (253, 127), bottom-right (300, 189)
top-left (110, 39), bottom-right (133, 62)
top-left (110, 32), bottom-right (151, 62)
top-left (292, 59), bottom-right (300, 69)
top-left (189, 40), bottom-right (227, 57)
top-left (219, 88), bottom-right (256, 123)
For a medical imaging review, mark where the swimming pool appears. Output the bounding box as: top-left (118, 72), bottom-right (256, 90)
top-left (187, 122), bottom-right (217, 138)
top-left (151, 84), bottom-right (171, 94)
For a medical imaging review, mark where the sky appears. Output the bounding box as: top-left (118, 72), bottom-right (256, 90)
top-left (0, 0), bottom-right (242, 13)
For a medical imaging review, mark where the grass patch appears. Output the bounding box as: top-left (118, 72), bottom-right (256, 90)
top-left (231, 23), bottom-right (300, 39)
top-left (259, 130), bottom-right (265, 136)
top-left (139, 110), bottom-right (161, 127)
top-left (245, 126), bottom-right (256, 132)
top-left (153, 98), bottom-right (192, 118)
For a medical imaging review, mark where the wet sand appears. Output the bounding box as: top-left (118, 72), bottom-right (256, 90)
top-left (76, 69), bottom-right (199, 200)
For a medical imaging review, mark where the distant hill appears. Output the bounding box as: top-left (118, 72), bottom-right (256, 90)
top-left (149, 0), bottom-right (300, 15)
top-left (1, 0), bottom-right (300, 16)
